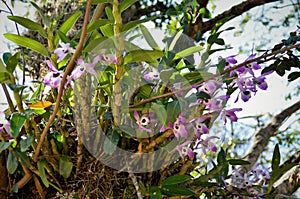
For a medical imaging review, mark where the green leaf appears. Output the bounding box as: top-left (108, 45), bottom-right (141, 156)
top-left (59, 156), bottom-right (73, 178)
top-left (166, 100), bottom-right (182, 123)
top-left (84, 37), bottom-right (107, 52)
top-left (3, 52), bottom-right (12, 64)
top-left (6, 52), bottom-right (20, 73)
top-left (0, 142), bottom-right (11, 153)
top-left (151, 103), bottom-right (167, 126)
top-left (217, 148), bottom-right (226, 165)
top-left (14, 149), bottom-right (30, 167)
top-left (161, 185), bottom-right (196, 196)
top-left (4, 34), bottom-right (49, 57)
top-left (30, 2), bottom-right (51, 27)
top-left (268, 163), bottom-right (298, 193)
top-left (0, 72), bottom-right (11, 83)
top-left (150, 186), bottom-right (162, 199)
top-left (87, 19), bottom-right (112, 33)
top-left (54, 11), bottom-right (82, 46)
top-left (272, 144), bottom-right (281, 171)
top-left (100, 24), bottom-right (114, 37)
top-left (120, 0), bottom-right (137, 13)
top-left (124, 50), bottom-right (164, 64)
top-left (7, 150), bottom-right (18, 174)
top-left (30, 83), bottom-right (45, 101)
top-left (215, 38), bottom-right (225, 45)
top-left (7, 16), bottom-right (47, 38)
top-left (122, 16), bottom-right (155, 32)
top-left (20, 136), bottom-right (34, 152)
top-left (162, 175), bottom-right (192, 186)
top-left (217, 58), bottom-right (226, 73)
top-left (173, 46), bottom-right (204, 60)
top-left (7, 84), bottom-right (27, 92)
top-left (288, 71), bottom-right (300, 82)
top-left (140, 25), bottom-right (161, 50)
top-left (103, 129), bottom-right (120, 155)
top-left (37, 160), bottom-right (49, 187)
top-left (169, 30), bottom-right (183, 51)
top-left (105, 7), bottom-right (114, 21)
top-left (227, 159), bottom-right (250, 165)
top-left (92, 0), bottom-right (113, 3)
top-left (10, 112), bottom-right (26, 138)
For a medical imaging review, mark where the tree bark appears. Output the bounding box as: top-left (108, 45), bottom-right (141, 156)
top-left (274, 165), bottom-right (300, 198)
top-left (190, 0), bottom-right (280, 37)
top-left (0, 152), bottom-right (8, 199)
top-left (239, 100), bottom-right (300, 173)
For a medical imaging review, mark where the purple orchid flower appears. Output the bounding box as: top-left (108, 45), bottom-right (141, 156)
top-left (192, 118), bottom-right (209, 139)
top-left (220, 54), bottom-right (239, 76)
top-left (252, 75), bottom-right (268, 90)
top-left (236, 54), bottom-right (261, 76)
top-left (198, 79), bottom-right (223, 96)
top-left (134, 110), bottom-right (155, 133)
top-left (93, 51), bottom-right (118, 65)
top-left (72, 58), bottom-right (97, 80)
top-left (176, 140), bottom-right (194, 159)
top-left (221, 108), bottom-right (242, 124)
top-left (204, 95), bottom-right (229, 112)
top-left (144, 69), bottom-right (160, 81)
top-left (169, 112), bottom-right (189, 139)
top-left (0, 112), bottom-right (11, 137)
top-left (44, 60), bottom-right (72, 89)
top-left (54, 42), bottom-right (75, 62)
top-left (44, 60), bottom-right (64, 88)
top-left (196, 135), bottom-right (219, 155)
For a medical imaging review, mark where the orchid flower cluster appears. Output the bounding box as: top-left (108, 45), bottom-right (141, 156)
top-left (44, 42), bottom-right (117, 90)
top-left (222, 54), bottom-right (271, 102)
top-left (134, 53), bottom-right (271, 160)
top-left (0, 111), bottom-right (11, 139)
top-left (224, 164), bottom-right (270, 198)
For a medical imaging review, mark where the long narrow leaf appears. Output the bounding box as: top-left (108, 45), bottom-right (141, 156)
top-left (30, 2), bottom-right (51, 27)
top-left (4, 34), bottom-right (49, 57)
top-left (54, 11), bottom-right (82, 46)
top-left (120, 0), bottom-right (138, 13)
top-left (7, 16), bottom-right (47, 38)
top-left (140, 25), bottom-right (161, 50)
top-left (173, 46), bottom-right (204, 60)
top-left (122, 16), bottom-right (156, 32)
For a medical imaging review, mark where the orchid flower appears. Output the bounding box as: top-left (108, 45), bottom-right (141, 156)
top-left (72, 58), bottom-right (97, 80)
top-left (134, 110), bottom-right (155, 133)
top-left (221, 108), bottom-right (243, 124)
top-left (196, 135), bottom-right (219, 155)
top-left (176, 141), bottom-right (194, 159)
top-left (236, 54), bottom-right (261, 76)
top-left (0, 112), bottom-right (11, 137)
top-left (54, 42), bottom-right (75, 62)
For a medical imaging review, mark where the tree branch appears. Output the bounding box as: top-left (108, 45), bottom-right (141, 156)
top-left (274, 165), bottom-right (300, 198)
top-left (194, 0), bottom-right (280, 37)
top-left (239, 100), bottom-right (300, 173)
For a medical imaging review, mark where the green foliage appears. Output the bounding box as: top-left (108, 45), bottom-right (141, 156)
top-left (7, 16), bottom-right (47, 38)
top-left (10, 113), bottom-right (26, 138)
top-left (4, 34), bottom-right (50, 57)
top-left (103, 129), bottom-right (120, 155)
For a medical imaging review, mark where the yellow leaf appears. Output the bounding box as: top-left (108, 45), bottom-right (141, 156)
top-left (28, 101), bottom-right (53, 109)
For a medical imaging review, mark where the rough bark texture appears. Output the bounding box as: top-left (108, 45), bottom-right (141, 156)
top-left (0, 152), bottom-right (8, 199)
top-left (189, 0), bottom-right (280, 37)
top-left (240, 100), bottom-right (300, 173)
top-left (274, 165), bottom-right (300, 198)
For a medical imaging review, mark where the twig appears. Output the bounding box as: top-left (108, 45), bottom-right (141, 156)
top-left (1, 83), bottom-right (15, 112)
top-left (33, 0), bottom-right (93, 162)
top-left (129, 43), bottom-right (300, 108)
top-left (128, 172), bottom-right (143, 199)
